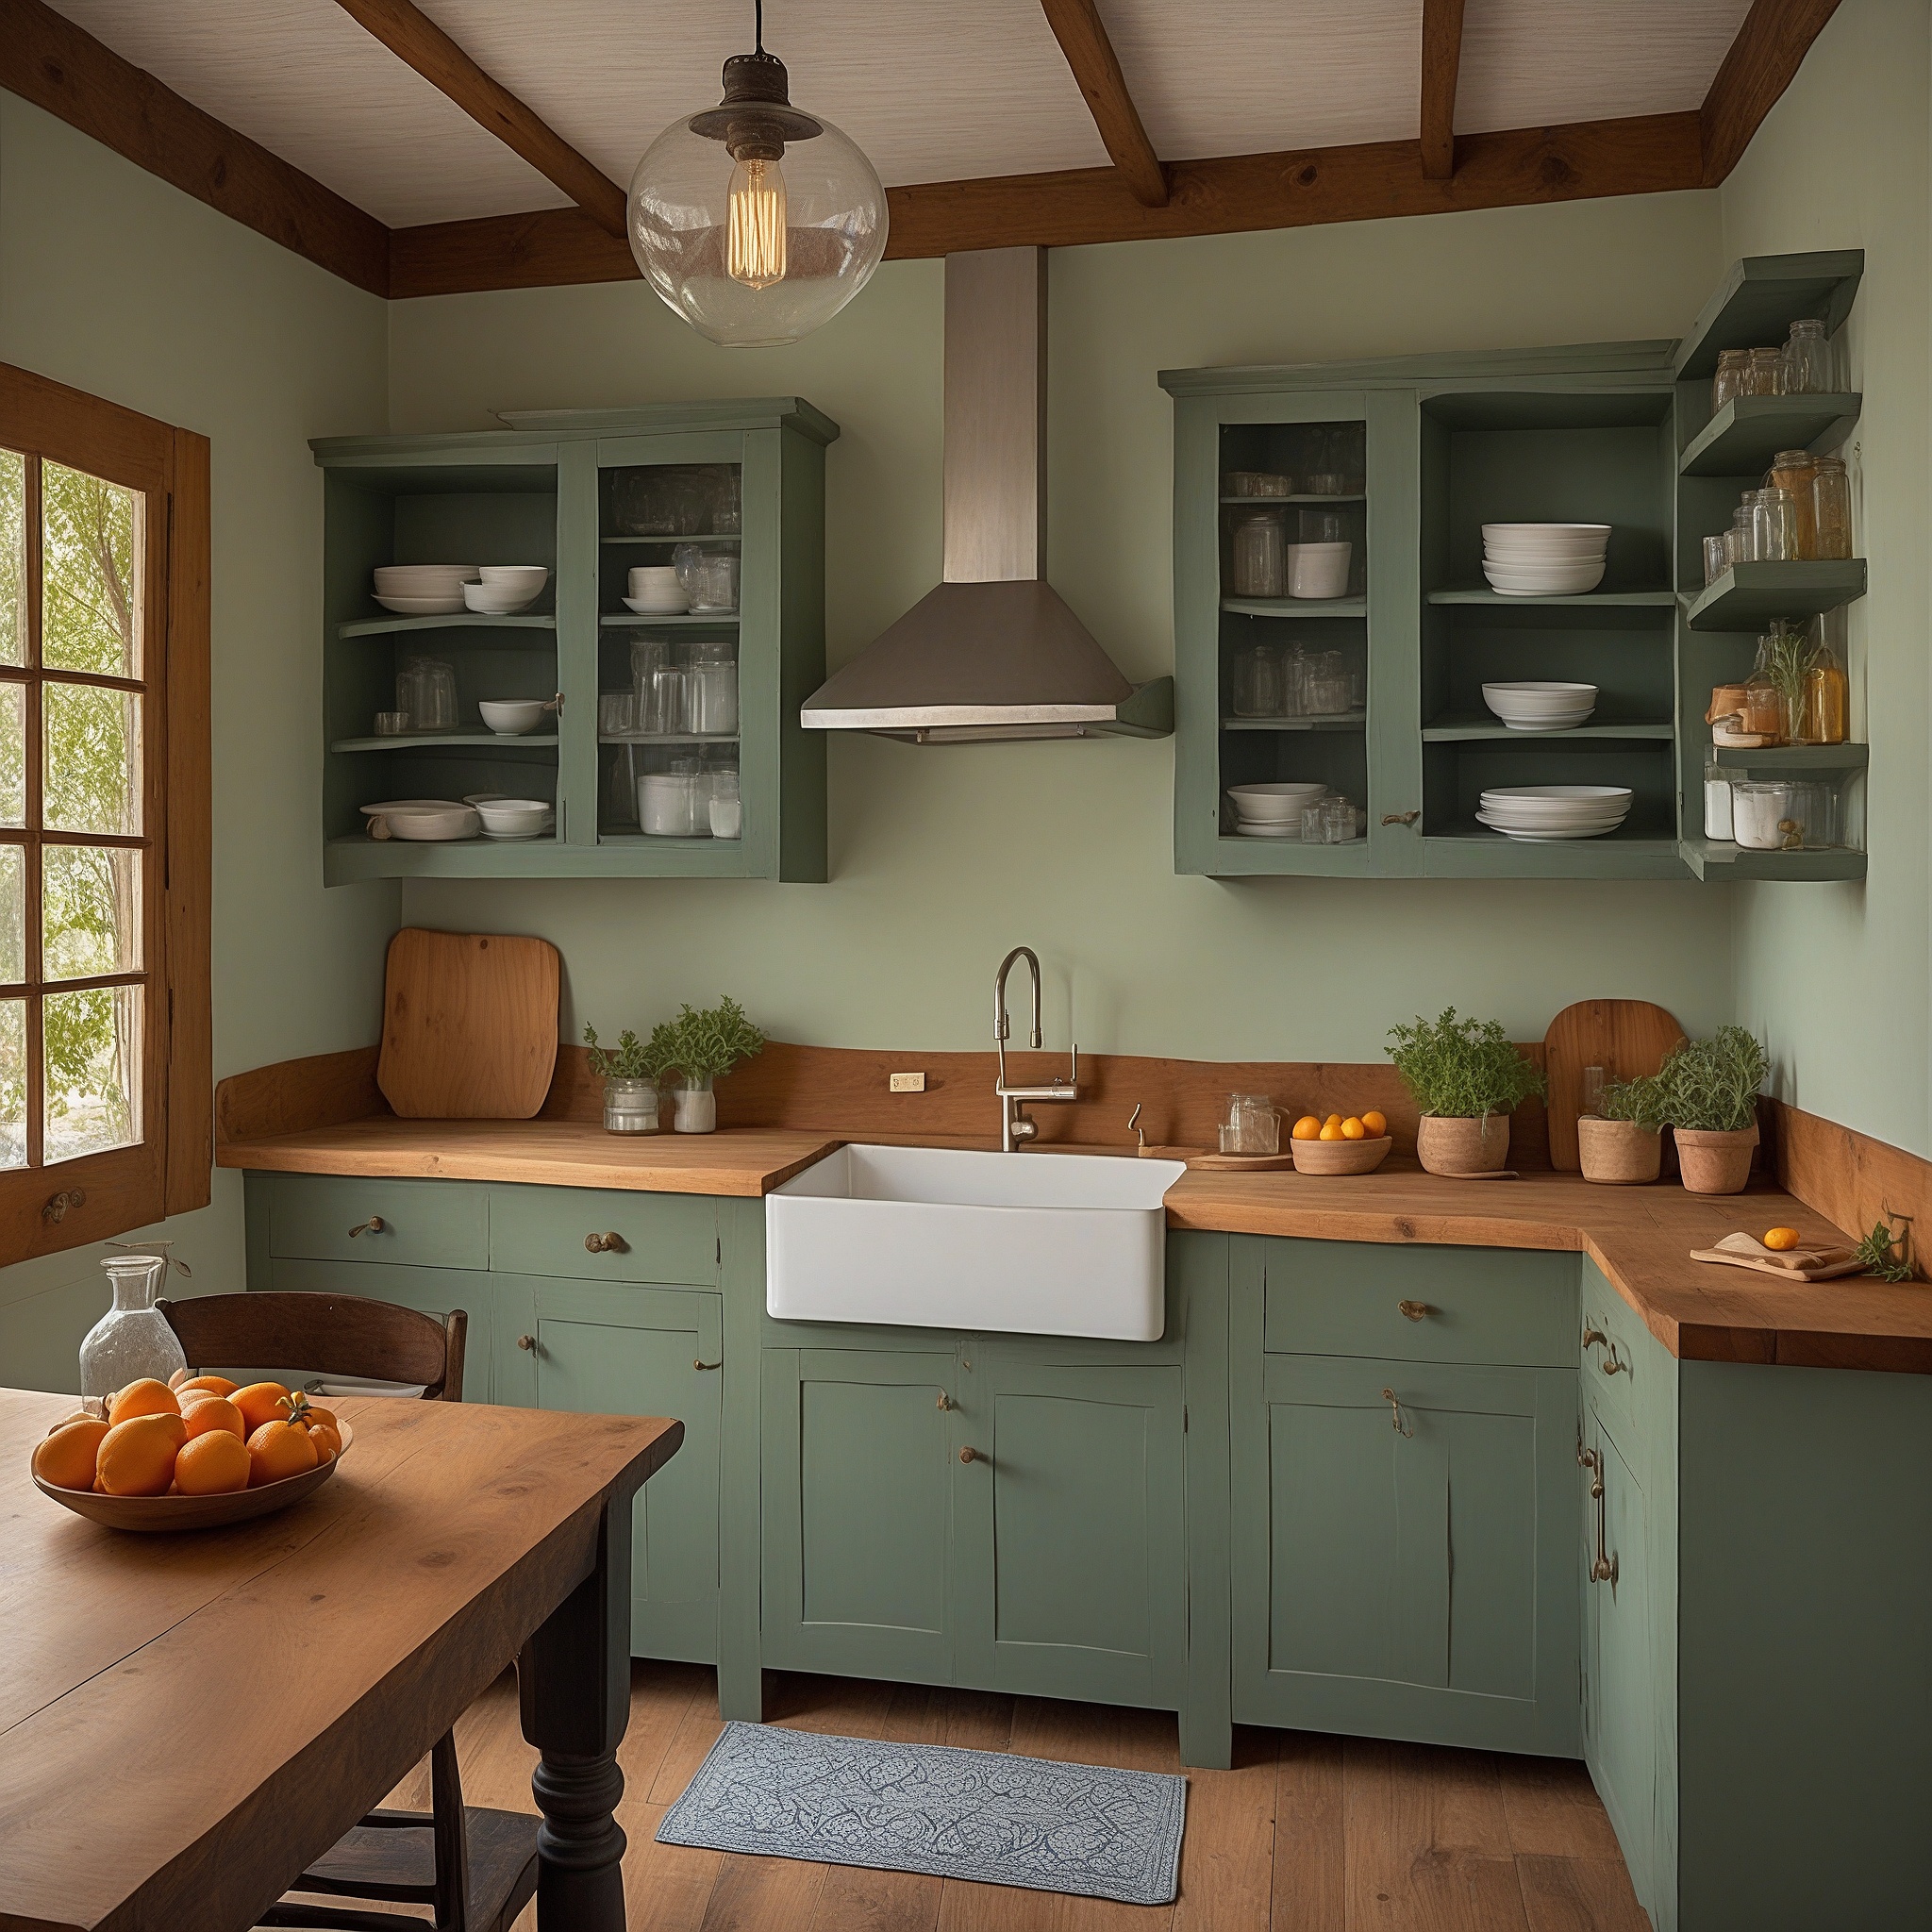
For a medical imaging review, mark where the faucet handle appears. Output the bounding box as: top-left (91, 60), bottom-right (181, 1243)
top-left (1068, 1041), bottom-right (1079, 1085)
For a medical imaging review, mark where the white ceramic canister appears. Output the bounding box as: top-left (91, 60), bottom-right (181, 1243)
top-left (1703, 761), bottom-right (1736, 841)
top-left (1286, 541), bottom-right (1352, 599)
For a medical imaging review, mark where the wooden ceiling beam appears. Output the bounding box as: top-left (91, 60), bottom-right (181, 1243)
top-left (328, 0), bottom-right (628, 239)
top-left (1038, 0), bottom-right (1168, 208)
top-left (1700, 0), bottom-right (1844, 185)
top-left (1420, 0), bottom-right (1467, 181)
top-left (390, 112), bottom-right (1705, 299)
top-left (0, 0), bottom-right (390, 296)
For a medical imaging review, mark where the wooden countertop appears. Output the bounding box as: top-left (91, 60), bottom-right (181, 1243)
top-left (217, 1117), bottom-right (1932, 1375)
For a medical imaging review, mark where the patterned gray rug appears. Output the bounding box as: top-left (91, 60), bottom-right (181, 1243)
top-left (657, 1722), bottom-right (1188, 1905)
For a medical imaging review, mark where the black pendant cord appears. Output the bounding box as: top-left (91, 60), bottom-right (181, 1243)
top-left (755, 0), bottom-right (763, 54)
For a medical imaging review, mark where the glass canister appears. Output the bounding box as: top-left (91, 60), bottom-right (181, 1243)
top-left (637, 751), bottom-right (703, 837)
top-left (1766, 450), bottom-right (1819, 558)
top-left (1229, 511), bottom-right (1288, 598)
top-left (77, 1253), bottom-right (186, 1413)
top-left (1703, 759), bottom-right (1736, 841)
top-left (1711, 348), bottom-right (1750, 410)
top-left (603, 1076), bottom-right (658, 1134)
top-left (1797, 617), bottom-right (1849, 744)
top-left (707, 757), bottom-right (742, 841)
top-left (1728, 505), bottom-right (1757, 564)
top-left (1732, 779), bottom-right (1795, 851)
top-left (1231, 641), bottom-right (1284, 717)
top-left (1747, 346), bottom-right (1789, 396)
top-left (687, 641), bottom-right (740, 736)
top-left (1810, 456), bottom-right (1852, 558)
top-left (1784, 317), bottom-right (1834, 394)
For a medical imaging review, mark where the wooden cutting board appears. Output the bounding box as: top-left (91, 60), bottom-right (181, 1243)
top-left (1543, 999), bottom-right (1687, 1172)
top-left (376, 927), bottom-right (560, 1119)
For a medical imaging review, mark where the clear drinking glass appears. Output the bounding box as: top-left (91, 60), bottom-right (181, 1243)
top-left (1759, 487), bottom-right (1801, 560)
top-left (1712, 348), bottom-right (1750, 410)
top-left (1747, 346), bottom-right (1789, 396)
top-left (641, 664), bottom-right (689, 737)
top-left (1703, 534), bottom-right (1729, 584)
top-left (1229, 512), bottom-right (1288, 597)
top-left (77, 1253), bottom-right (185, 1414)
top-left (1784, 318), bottom-right (1834, 394)
top-left (1231, 641), bottom-right (1283, 717)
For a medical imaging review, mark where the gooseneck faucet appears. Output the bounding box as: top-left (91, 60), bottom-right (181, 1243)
top-left (993, 946), bottom-right (1078, 1151)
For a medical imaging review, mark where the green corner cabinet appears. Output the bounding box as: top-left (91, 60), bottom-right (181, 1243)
top-left (312, 398), bottom-right (835, 884)
top-left (244, 1174), bottom-right (1932, 1928)
top-left (1160, 250), bottom-right (1870, 883)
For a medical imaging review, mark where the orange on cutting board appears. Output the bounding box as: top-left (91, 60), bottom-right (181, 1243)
top-left (108, 1378), bottom-right (180, 1426)
top-left (180, 1394), bottom-right (246, 1441)
top-left (175, 1429), bottom-right (252, 1496)
top-left (96, 1412), bottom-right (188, 1496)
top-left (231, 1381), bottom-right (292, 1433)
top-left (246, 1418), bottom-right (318, 1487)
top-left (1291, 1115), bottom-right (1322, 1141)
top-left (1764, 1227), bottom-right (1801, 1251)
top-left (1361, 1110), bottom-right (1388, 1139)
top-left (175, 1374), bottom-right (239, 1402)
top-left (32, 1418), bottom-right (111, 1491)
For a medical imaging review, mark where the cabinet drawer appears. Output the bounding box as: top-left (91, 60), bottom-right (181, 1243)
top-left (265, 1175), bottom-right (488, 1271)
top-left (1580, 1260), bottom-right (1650, 1439)
top-left (489, 1185), bottom-right (718, 1286)
top-left (1261, 1238), bottom-right (1576, 1368)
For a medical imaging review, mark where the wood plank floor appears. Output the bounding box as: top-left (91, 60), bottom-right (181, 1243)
top-left (348, 1668), bottom-right (1651, 1932)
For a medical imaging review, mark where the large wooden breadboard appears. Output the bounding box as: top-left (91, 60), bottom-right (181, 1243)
top-left (376, 928), bottom-right (560, 1119)
top-left (1544, 1000), bottom-right (1687, 1172)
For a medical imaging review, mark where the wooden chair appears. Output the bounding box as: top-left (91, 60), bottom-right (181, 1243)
top-left (159, 1291), bottom-right (536, 1932)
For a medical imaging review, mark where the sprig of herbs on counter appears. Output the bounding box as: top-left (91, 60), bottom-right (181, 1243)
top-left (1855, 1218), bottom-right (1916, 1283)
top-left (1386, 1008), bottom-right (1545, 1120)
top-left (1655, 1026), bottom-right (1769, 1134)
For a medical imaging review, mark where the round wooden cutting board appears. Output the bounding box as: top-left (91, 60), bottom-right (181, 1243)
top-left (1543, 999), bottom-right (1687, 1172)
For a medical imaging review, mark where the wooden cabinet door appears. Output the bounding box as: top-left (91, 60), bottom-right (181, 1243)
top-left (1234, 1352), bottom-right (1579, 1754)
top-left (1583, 1400), bottom-right (1655, 1893)
top-left (760, 1347), bottom-right (959, 1684)
top-left (517, 1280), bottom-right (723, 1663)
top-left (952, 1355), bottom-right (1187, 1709)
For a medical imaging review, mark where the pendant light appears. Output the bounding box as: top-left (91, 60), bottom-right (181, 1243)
top-left (627, 1), bottom-right (889, 348)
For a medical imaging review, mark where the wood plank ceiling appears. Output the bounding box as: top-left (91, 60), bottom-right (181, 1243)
top-left (4, 0), bottom-right (1843, 301)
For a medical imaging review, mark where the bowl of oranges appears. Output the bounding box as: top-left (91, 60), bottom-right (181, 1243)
top-left (29, 1373), bottom-right (351, 1532)
top-left (1289, 1110), bottom-right (1393, 1175)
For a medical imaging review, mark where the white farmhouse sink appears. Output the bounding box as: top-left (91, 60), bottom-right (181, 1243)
top-left (766, 1144), bottom-right (1189, 1341)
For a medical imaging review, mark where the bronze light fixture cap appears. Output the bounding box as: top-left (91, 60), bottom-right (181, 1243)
top-left (688, 51), bottom-right (823, 159)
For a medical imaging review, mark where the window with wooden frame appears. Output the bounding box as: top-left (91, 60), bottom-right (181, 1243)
top-left (0, 363), bottom-right (209, 1263)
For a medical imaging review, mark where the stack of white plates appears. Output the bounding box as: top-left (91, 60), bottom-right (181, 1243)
top-left (359, 798), bottom-right (480, 841)
top-left (1227, 780), bottom-right (1327, 839)
top-left (1477, 785), bottom-right (1632, 841)
top-left (1481, 524), bottom-right (1608, 597)
top-left (373, 564), bottom-right (477, 615)
top-left (1481, 681), bottom-right (1598, 731)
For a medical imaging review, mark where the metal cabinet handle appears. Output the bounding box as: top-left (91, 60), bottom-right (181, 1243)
top-left (959, 1445), bottom-right (982, 1464)
top-left (584, 1231), bottom-right (629, 1254)
top-left (1601, 1345), bottom-right (1628, 1376)
top-left (348, 1215), bottom-right (386, 1239)
top-left (936, 1392), bottom-right (952, 1410)
top-left (1398, 1300), bottom-right (1429, 1322)
top-left (1381, 810), bottom-right (1421, 826)
top-left (694, 1357), bottom-right (722, 1372)
top-left (1380, 1387), bottom-right (1414, 1438)
top-left (1576, 1438), bottom-right (1617, 1585)
top-left (1582, 1324), bottom-right (1607, 1351)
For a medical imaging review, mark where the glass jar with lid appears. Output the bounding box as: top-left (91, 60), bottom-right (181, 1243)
top-left (1229, 511), bottom-right (1288, 598)
top-left (1703, 759), bottom-right (1736, 841)
top-left (1712, 348), bottom-right (1750, 411)
top-left (1766, 449), bottom-right (1819, 558)
top-left (1747, 346), bottom-right (1789, 396)
top-left (1809, 456), bottom-right (1852, 558)
top-left (1230, 641), bottom-right (1284, 717)
top-left (1784, 317), bottom-right (1834, 394)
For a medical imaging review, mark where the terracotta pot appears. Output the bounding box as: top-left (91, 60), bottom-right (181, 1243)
top-left (1674, 1124), bottom-right (1758, 1195)
top-left (1576, 1116), bottom-right (1661, 1186)
top-left (1416, 1114), bottom-right (1510, 1175)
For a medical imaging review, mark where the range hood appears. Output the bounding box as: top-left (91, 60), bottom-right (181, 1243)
top-left (800, 247), bottom-right (1173, 744)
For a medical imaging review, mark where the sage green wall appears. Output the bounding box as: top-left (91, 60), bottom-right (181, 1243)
top-left (389, 192), bottom-right (1739, 1063)
top-left (0, 97), bottom-right (395, 1388)
top-left (1718, 0), bottom-right (1932, 1158)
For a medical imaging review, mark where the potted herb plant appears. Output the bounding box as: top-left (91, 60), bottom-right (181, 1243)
top-left (1656, 1025), bottom-right (1770, 1194)
top-left (1577, 1074), bottom-right (1666, 1186)
top-left (1387, 1008), bottom-right (1545, 1175)
top-left (658, 996), bottom-right (765, 1133)
top-left (583, 1024), bottom-right (668, 1135)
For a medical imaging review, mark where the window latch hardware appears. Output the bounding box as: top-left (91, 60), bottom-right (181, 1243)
top-left (42, 1189), bottom-right (85, 1225)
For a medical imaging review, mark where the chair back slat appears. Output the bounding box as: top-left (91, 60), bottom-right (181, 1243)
top-left (158, 1293), bottom-right (465, 1401)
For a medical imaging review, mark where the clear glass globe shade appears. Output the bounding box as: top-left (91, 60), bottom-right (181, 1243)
top-left (628, 110), bottom-right (889, 348)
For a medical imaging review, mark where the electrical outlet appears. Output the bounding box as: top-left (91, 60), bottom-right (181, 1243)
top-left (889, 1072), bottom-right (926, 1093)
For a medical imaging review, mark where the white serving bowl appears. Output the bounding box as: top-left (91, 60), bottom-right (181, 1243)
top-left (478, 698), bottom-right (551, 735)
top-left (359, 799), bottom-right (479, 841)
top-left (1483, 567), bottom-right (1607, 596)
top-left (463, 582), bottom-right (542, 615)
top-left (478, 565), bottom-right (549, 593)
top-left (628, 565), bottom-right (682, 593)
top-left (1483, 682), bottom-right (1599, 729)
top-left (1483, 540), bottom-right (1607, 559)
top-left (374, 591), bottom-right (468, 615)
top-left (1228, 782), bottom-right (1327, 823)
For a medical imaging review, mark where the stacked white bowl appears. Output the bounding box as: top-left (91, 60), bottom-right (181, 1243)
top-left (1477, 784), bottom-right (1632, 841)
top-left (373, 564), bottom-right (476, 615)
top-left (464, 794), bottom-right (555, 841)
top-left (1227, 781), bottom-right (1327, 839)
top-left (625, 565), bottom-right (690, 615)
top-left (463, 565), bottom-right (549, 615)
top-left (1480, 681), bottom-right (1598, 731)
top-left (1481, 524), bottom-right (1609, 596)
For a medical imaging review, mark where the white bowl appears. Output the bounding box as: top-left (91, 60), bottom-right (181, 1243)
top-left (1482, 523), bottom-right (1610, 543)
top-left (469, 796), bottom-right (553, 834)
top-left (359, 799), bottom-right (479, 841)
top-left (374, 592), bottom-right (468, 615)
top-left (1483, 540), bottom-right (1607, 559)
top-left (463, 582), bottom-right (541, 615)
top-left (1483, 569), bottom-right (1607, 597)
top-left (478, 565), bottom-right (549, 591)
top-left (477, 698), bottom-right (551, 735)
top-left (1228, 782), bottom-right (1327, 824)
top-left (628, 565), bottom-right (682, 592)
top-left (624, 592), bottom-right (691, 616)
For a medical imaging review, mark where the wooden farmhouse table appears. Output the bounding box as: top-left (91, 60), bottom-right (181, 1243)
top-left (0, 1387), bottom-right (682, 1931)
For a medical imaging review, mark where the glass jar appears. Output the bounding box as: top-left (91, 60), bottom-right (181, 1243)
top-left (1747, 346), bottom-right (1789, 396)
top-left (1797, 619), bottom-right (1849, 744)
top-left (687, 641), bottom-right (740, 736)
top-left (707, 762), bottom-right (742, 841)
top-left (1229, 511), bottom-right (1287, 597)
top-left (1761, 486), bottom-right (1801, 560)
top-left (1784, 317), bottom-right (1834, 394)
top-left (1758, 619), bottom-right (1810, 741)
top-left (395, 656), bottom-right (458, 732)
top-left (1732, 780), bottom-right (1795, 851)
top-left (1729, 505), bottom-right (1757, 563)
top-left (77, 1254), bottom-right (186, 1414)
top-left (1230, 641), bottom-right (1284, 717)
top-left (1712, 348), bottom-right (1750, 410)
top-left (674, 1073), bottom-right (718, 1134)
top-left (603, 1076), bottom-right (658, 1134)
top-left (1810, 456), bottom-right (1852, 558)
top-left (1766, 450), bottom-right (1819, 558)
top-left (638, 751), bottom-right (702, 837)
top-left (1703, 760), bottom-right (1736, 841)
top-left (1702, 533), bottom-right (1729, 585)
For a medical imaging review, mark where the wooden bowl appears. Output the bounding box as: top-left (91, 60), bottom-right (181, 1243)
top-left (32, 1420), bottom-right (354, 1532)
top-left (1291, 1135), bottom-right (1392, 1176)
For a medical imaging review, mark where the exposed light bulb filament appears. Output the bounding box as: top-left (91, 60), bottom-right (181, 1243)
top-left (728, 156), bottom-right (788, 290)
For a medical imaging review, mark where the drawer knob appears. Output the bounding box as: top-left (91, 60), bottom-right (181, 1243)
top-left (1582, 1324), bottom-right (1607, 1351)
top-left (1602, 1348), bottom-right (1628, 1376)
top-left (1398, 1300), bottom-right (1429, 1322)
top-left (584, 1231), bottom-right (629, 1254)
top-left (959, 1445), bottom-right (982, 1465)
top-left (348, 1216), bottom-right (386, 1239)
top-left (694, 1357), bottom-right (722, 1372)
top-left (517, 1334), bottom-right (537, 1352)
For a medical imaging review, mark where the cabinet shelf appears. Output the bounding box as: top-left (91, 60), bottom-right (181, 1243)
top-left (1423, 827), bottom-right (1688, 880)
top-left (1673, 249), bottom-right (1863, 380)
top-left (1426, 588), bottom-right (1676, 609)
top-left (1219, 493), bottom-right (1364, 505)
top-left (1685, 559), bottom-right (1866, 629)
top-left (1708, 741), bottom-right (1868, 770)
top-left (1221, 713), bottom-right (1366, 732)
top-left (1422, 714), bottom-right (1674, 742)
top-left (599, 732), bottom-right (740, 745)
top-left (337, 613), bottom-right (557, 640)
top-left (1221, 597), bottom-right (1365, 619)
top-left (331, 732), bottom-right (558, 753)
top-left (1681, 836), bottom-right (1866, 881)
top-left (599, 611), bottom-right (741, 627)
top-left (1677, 393), bottom-right (1861, 476)
top-left (600, 533), bottom-right (741, 544)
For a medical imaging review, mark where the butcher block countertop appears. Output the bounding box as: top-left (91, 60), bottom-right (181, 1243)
top-left (217, 1113), bottom-right (1932, 1375)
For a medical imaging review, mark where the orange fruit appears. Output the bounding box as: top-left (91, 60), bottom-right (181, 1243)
top-left (108, 1378), bottom-right (180, 1426)
top-left (175, 1429), bottom-right (252, 1496)
top-left (231, 1382), bottom-right (292, 1433)
top-left (1319, 1122), bottom-right (1344, 1141)
top-left (96, 1412), bottom-right (188, 1496)
top-left (1324, 1114), bottom-right (1342, 1128)
top-left (246, 1419), bottom-right (318, 1487)
top-left (307, 1422), bottom-right (342, 1463)
top-left (1361, 1110), bottom-right (1388, 1139)
top-left (180, 1394), bottom-right (246, 1441)
top-left (1764, 1227), bottom-right (1801, 1252)
top-left (175, 1374), bottom-right (239, 1401)
top-left (45, 1409), bottom-right (94, 1435)
top-left (1291, 1115), bottom-right (1322, 1141)
top-left (32, 1418), bottom-right (110, 1491)
top-left (1341, 1117), bottom-right (1366, 1141)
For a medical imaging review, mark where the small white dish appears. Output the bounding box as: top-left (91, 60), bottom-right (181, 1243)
top-left (374, 592), bottom-right (468, 615)
top-left (624, 592), bottom-right (691, 616)
top-left (375, 564), bottom-right (476, 587)
top-left (463, 582), bottom-right (541, 616)
top-left (477, 698), bottom-right (551, 735)
top-left (1235, 822), bottom-right (1300, 838)
top-left (478, 565), bottom-right (549, 592)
